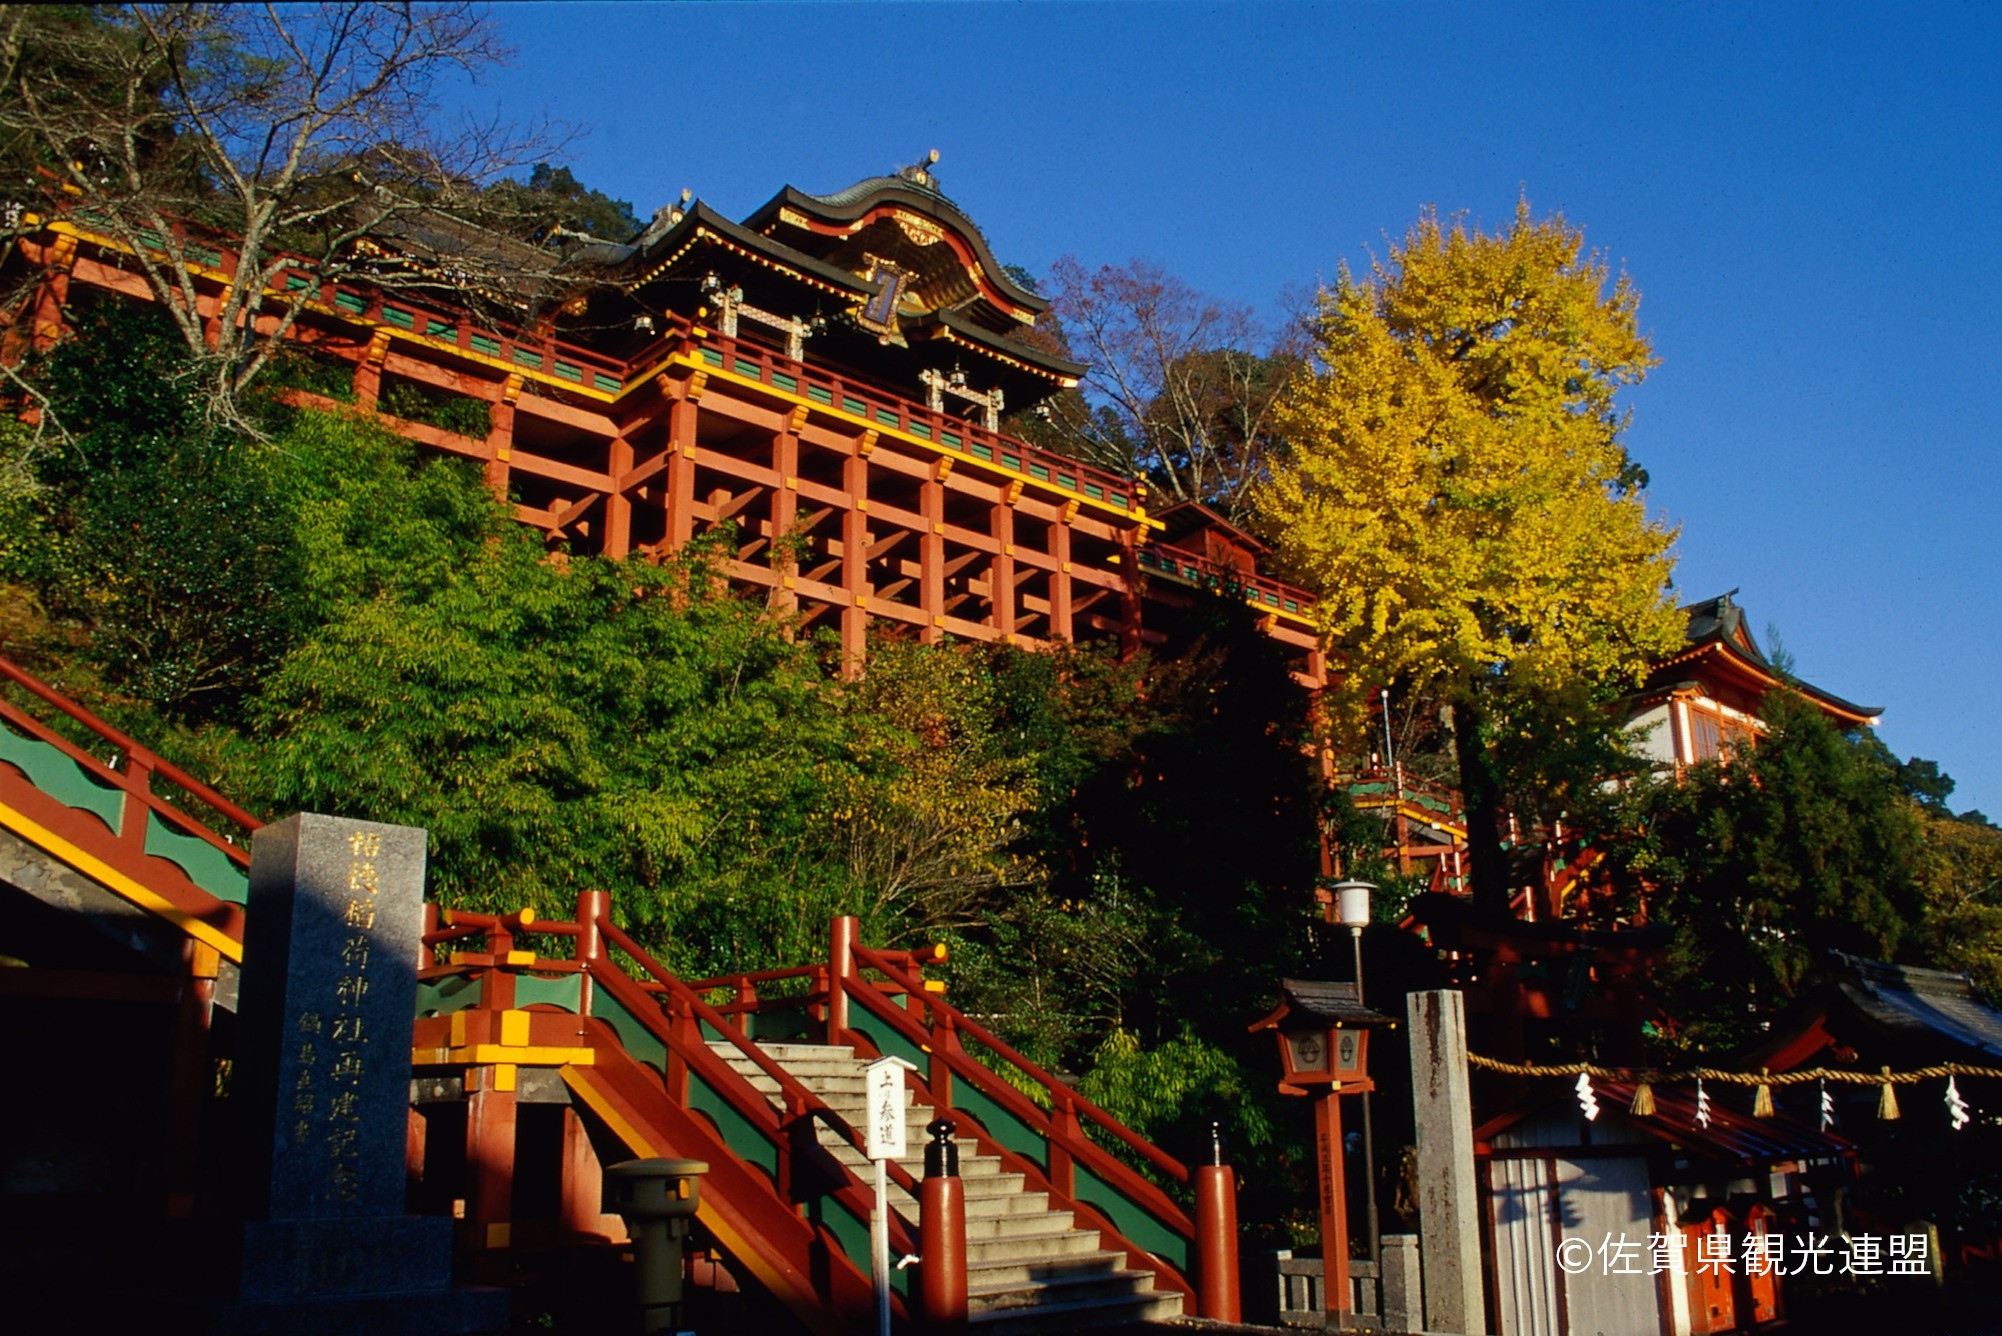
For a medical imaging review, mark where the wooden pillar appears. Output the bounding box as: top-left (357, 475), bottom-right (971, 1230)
top-left (1315, 1092), bottom-right (1352, 1320)
top-left (664, 385), bottom-right (699, 549)
top-left (28, 232), bottom-right (78, 352)
top-left (990, 492), bottom-right (1016, 640)
top-left (771, 409), bottom-right (800, 611)
top-left (920, 465), bottom-right (946, 644)
top-left (1050, 516), bottom-right (1075, 643)
top-left (466, 1071), bottom-right (519, 1265)
top-left (1117, 526), bottom-right (1145, 660)
top-left (163, 937), bottom-right (219, 1217)
top-left (606, 433), bottom-right (634, 561)
top-left (484, 374), bottom-right (523, 500)
top-left (354, 330), bottom-right (391, 410)
top-left (841, 432), bottom-right (875, 666)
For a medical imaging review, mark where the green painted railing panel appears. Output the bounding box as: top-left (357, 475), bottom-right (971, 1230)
top-left (1074, 1161), bottom-right (1188, 1270)
top-left (0, 725), bottom-right (124, 833)
top-left (416, 972), bottom-right (482, 1017)
top-left (142, 813), bottom-right (248, 904)
top-left (939, 1065), bottom-right (1048, 1173)
top-left (688, 1070), bottom-right (779, 1184)
top-left (746, 1006), bottom-right (810, 1043)
top-left (807, 1193), bottom-right (909, 1298)
top-left (846, 1009), bottom-right (929, 1078)
top-left (513, 973), bottom-right (583, 1013)
top-left (382, 306), bottom-right (413, 329)
top-left (594, 373), bottom-right (622, 393)
top-left (590, 988), bottom-right (669, 1073)
top-left (702, 347), bottom-right (724, 367)
top-left (808, 385), bottom-right (832, 405)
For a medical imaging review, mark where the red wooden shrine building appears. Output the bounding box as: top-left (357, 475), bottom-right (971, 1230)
top-left (6, 159), bottom-right (1324, 685)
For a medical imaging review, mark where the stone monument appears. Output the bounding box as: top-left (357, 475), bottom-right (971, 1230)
top-left (161, 813), bottom-right (507, 1334)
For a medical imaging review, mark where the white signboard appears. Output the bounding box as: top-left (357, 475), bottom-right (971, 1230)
top-left (864, 1055), bottom-right (913, 1161)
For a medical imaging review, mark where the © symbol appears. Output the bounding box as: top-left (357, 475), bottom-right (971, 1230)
top-left (1557, 1237), bottom-right (1594, 1275)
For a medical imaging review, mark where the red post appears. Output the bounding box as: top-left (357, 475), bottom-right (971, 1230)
top-left (828, 915), bottom-right (857, 1046)
top-left (1315, 1093), bottom-right (1352, 1321)
top-left (920, 1120), bottom-right (968, 1336)
top-left (1194, 1161), bottom-right (1242, 1322)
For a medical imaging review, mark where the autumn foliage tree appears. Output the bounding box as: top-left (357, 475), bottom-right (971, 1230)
top-left (1261, 203), bottom-right (1683, 913)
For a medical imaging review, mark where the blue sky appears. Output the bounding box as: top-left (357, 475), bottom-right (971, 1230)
top-left (474, 2), bottom-right (2000, 816)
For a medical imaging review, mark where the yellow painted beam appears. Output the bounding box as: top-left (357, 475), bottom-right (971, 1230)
top-left (0, 798), bottom-right (242, 961)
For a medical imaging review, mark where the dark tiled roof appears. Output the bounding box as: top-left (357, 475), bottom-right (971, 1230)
top-left (1830, 951), bottom-right (2002, 1061)
top-left (1274, 978), bottom-right (1394, 1027)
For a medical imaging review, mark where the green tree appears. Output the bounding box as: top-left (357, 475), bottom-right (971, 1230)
top-left (1607, 692), bottom-right (1926, 1055)
top-left (1260, 202), bottom-right (1683, 914)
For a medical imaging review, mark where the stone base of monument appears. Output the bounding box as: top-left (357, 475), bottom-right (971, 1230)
top-left (31, 1216), bottom-right (510, 1335)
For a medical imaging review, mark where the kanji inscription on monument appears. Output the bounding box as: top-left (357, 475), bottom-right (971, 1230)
top-left (234, 814), bottom-right (426, 1220)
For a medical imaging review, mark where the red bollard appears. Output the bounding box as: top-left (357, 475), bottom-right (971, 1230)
top-left (919, 1119), bottom-right (967, 1335)
top-left (1194, 1123), bottom-right (1242, 1322)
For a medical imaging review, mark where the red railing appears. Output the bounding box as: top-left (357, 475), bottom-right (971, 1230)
top-left (48, 212), bottom-right (1149, 518)
top-left (0, 656), bottom-right (260, 844)
top-left (419, 898), bottom-right (921, 1246)
top-left (1136, 540), bottom-right (1317, 620)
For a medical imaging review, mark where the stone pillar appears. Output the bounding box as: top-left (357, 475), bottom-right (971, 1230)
top-left (1379, 1233), bottom-right (1424, 1335)
top-left (1408, 989), bottom-right (1486, 1334)
top-left (161, 813), bottom-right (505, 1333)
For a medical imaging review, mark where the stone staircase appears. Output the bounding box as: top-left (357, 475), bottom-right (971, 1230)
top-left (709, 1041), bottom-right (1183, 1334)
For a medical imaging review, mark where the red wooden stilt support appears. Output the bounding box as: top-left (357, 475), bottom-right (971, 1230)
top-left (1315, 1092), bottom-right (1352, 1321)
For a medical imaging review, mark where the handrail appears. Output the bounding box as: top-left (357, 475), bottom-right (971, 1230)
top-left (0, 654), bottom-right (260, 855)
top-left (850, 941), bottom-right (1191, 1192)
top-left (41, 212), bottom-right (1153, 522)
top-left (1139, 540), bottom-right (1318, 620)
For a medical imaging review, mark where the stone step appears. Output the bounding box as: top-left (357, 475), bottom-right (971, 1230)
top-left (968, 1266), bottom-right (1160, 1315)
top-left (963, 1229), bottom-right (1108, 1265)
top-left (963, 1251), bottom-right (1128, 1290)
top-left (967, 1288), bottom-right (1181, 1335)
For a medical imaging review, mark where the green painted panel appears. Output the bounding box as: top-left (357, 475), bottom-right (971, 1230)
top-left (940, 1067), bottom-right (1047, 1173)
top-left (594, 373), bottom-right (622, 393)
top-left (874, 407), bottom-right (899, 428)
top-left (554, 360), bottom-right (582, 382)
top-left (808, 385), bottom-right (832, 405)
top-left (416, 972), bottom-right (481, 1018)
top-left (1000, 453), bottom-right (1021, 471)
top-left (382, 306), bottom-right (413, 329)
top-left (1085, 483), bottom-right (1104, 500)
top-left (471, 334), bottom-right (502, 357)
top-left (735, 357), bottom-right (760, 378)
top-left (426, 319), bottom-right (454, 338)
top-left (698, 1018), bottom-right (725, 1044)
top-left (513, 347), bottom-right (542, 368)
top-left (1112, 494), bottom-right (1131, 509)
top-left (285, 274), bottom-right (312, 291)
top-left (1029, 464), bottom-right (1051, 482)
top-left (806, 1193), bottom-right (907, 1297)
top-left (0, 726), bottom-right (124, 833)
top-left (1057, 473), bottom-right (1076, 490)
top-left (910, 423), bottom-right (930, 440)
top-left (701, 348), bottom-right (724, 367)
top-left (1074, 1161), bottom-right (1188, 1270)
top-left (846, 1010), bottom-right (928, 1078)
top-left (773, 372), bottom-right (797, 392)
top-left (334, 290), bottom-right (367, 314)
top-left (747, 1006), bottom-right (809, 1042)
top-left (142, 813), bottom-right (248, 904)
top-left (687, 1071), bottom-right (778, 1184)
top-left (513, 973), bottom-right (583, 1013)
top-left (842, 396), bottom-right (866, 415)
top-left (591, 989), bottom-right (668, 1073)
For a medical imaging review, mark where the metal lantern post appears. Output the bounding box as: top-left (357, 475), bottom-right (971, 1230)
top-left (1330, 879), bottom-right (1382, 1270)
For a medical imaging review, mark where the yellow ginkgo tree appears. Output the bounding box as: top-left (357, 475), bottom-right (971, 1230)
top-left (1260, 202), bottom-right (1684, 913)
